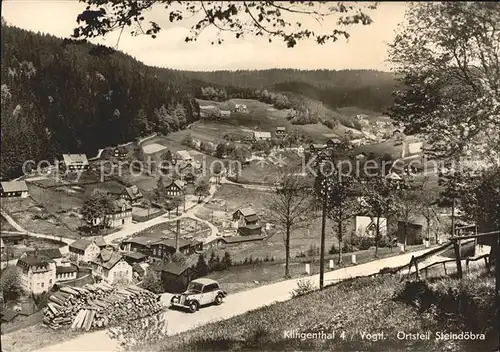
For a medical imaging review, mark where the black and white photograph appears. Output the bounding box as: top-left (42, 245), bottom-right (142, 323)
top-left (0, 1), bottom-right (499, 351)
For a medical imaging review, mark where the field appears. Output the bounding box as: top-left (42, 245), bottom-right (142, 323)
top-left (140, 270), bottom-right (498, 352)
top-left (0, 196), bottom-right (78, 239)
top-left (1, 214), bottom-right (16, 232)
top-left (129, 217), bottom-right (211, 242)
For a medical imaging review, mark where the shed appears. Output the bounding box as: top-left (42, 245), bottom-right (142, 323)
top-left (1, 309), bottom-right (19, 323)
top-left (397, 216), bottom-right (427, 245)
top-left (161, 262), bottom-right (194, 293)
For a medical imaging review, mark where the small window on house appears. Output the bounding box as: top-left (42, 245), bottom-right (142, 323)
top-left (49, 279), bottom-right (52, 284)
top-left (41, 282), bottom-right (44, 288)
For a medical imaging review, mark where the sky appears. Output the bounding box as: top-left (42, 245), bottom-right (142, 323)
top-left (2, 0), bottom-right (409, 72)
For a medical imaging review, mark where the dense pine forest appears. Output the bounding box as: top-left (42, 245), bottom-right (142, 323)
top-left (177, 69), bottom-right (396, 112)
top-left (1, 24), bottom-right (200, 179)
top-left (1, 23), bottom-right (396, 179)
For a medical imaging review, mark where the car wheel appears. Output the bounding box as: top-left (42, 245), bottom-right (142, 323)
top-left (188, 301), bottom-right (198, 313)
top-left (214, 294), bottom-right (223, 305)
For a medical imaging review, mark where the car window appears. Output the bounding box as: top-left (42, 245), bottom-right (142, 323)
top-left (202, 283), bottom-right (216, 293)
top-left (187, 282), bottom-right (203, 292)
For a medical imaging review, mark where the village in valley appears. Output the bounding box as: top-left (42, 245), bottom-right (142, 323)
top-left (0, 2), bottom-right (499, 352)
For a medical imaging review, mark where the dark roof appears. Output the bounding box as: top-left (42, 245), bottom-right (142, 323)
top-left (123, 185), bottom-right (143, 200)
top-left (123, 236), bottom-right (162, 247)
top-left (162, 262), bottom-right (190, 276)
top-left (69, 239), bottom-right (93, 251)
top-left (17, 253), bottom-right (52, 267)
top-left (220, 235), bottom-right (266, 244)
top-left (1, 181), bottom-right (28, 193)
top-left (154, 238), bottom-right (200, 249)
top-left (240, 223), bottom-right (262, 230)
top-left (37, 248), bottom-right (62, 259)
top-left (244, 214), bottom-right (259, 223)
top-left (1, 309), bottom-right (19, 322)
top-left (88, 236), bottom-right (107, 248)
top-left (56, 265), bottom-right (78, 274)
top-left (132, 263), bottom-right (145, 275)
top-left (234, 207), bottom-right (256, 217)
top-left (92, 249), bottom-right (126, 270)
top-left (165, 179), bottom-right (185, 190)
top-left (111, 199), bottom-right (132, 212)
top-left (125, 251), bottom-right (148, 260)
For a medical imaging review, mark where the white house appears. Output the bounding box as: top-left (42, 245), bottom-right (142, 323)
top-left (142, 143), bottom-right (168, 156)
top-left (16, 253), bottom-right (57, 295)
top-left (91, 249), bottom-right (133, 285)
top-left (69, 239), bottom-right (101, 263)
top-left (0, 181), bottom-right (29, 198)
top-left (88, 199), bottom-right (132, 228)
top-left (62, 154), bottom-right (89, 171)
top-left (253, 131), bottom-right (272, 141)
top-left (220, 110), bottom-right (231, 117)
top-left (355, 216), bottom-right (388, 238)
top-left (234, 104), bottom-right (248, 113)
top-left (176, 150), bottom-right (193, 163)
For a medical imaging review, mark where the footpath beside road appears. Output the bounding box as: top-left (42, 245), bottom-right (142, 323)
top-left (33, 247), bottom-right (435, 352)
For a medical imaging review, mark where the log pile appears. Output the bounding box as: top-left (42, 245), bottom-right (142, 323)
top-left (43, 282), bottom-right (163, 330)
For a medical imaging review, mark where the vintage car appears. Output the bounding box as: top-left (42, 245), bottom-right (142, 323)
top-left (170, 278), bottom-right (227, 313)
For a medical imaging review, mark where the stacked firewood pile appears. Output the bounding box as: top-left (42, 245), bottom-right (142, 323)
top-left (43, 282), bottom-right (163, 331)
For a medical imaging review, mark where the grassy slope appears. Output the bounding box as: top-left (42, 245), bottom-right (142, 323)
top-left (139, 271), bottom-right (498, 352)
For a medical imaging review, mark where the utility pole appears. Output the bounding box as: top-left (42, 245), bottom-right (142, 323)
top-left (319, 190), bottom-right (327, 289)
top-left (496, 232), bottom-right (500, 352)
top-left (451, 197), bottom-right (463, 278)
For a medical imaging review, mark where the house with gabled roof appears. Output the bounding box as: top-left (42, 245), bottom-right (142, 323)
top-left (120, 185), bottom-right (143, 203)
top-left (253, 131), bottom-right (272, 141)
top-left (91, 249), bottom-right (133, 285)
top-left (87, 235), bottom-right (107, 250)
top-left (165, 179), bottom-right (185, 197)
top-left (232, 206), bottom-right (262, 236)
top-left (234, 103), bottom-right (248, 113)
top-left (21, 248), bottom-right (63, 266)
top-left (176, 150), bottom-right (193, 163)
top-left (88, 199), bottom-right (132, 228)
top-left (150, 238), bottom-right (203, 258)
top-left (61, 154), bottom-right (89, 171)
top-left (0, 180), bottom-right (29, 198)
top-left (69, 239), bottom-right (101, 263)
top-left (16, 252), bottom-right (56, 294)
top-left (120, 236), bottom-right (162, 255)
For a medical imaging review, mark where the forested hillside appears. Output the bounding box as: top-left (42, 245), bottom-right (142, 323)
top-left (174, 69), bottom-right (396, 112)
top-left (1, 24), bottom-right (397, 179)
top-left (1, 24), bottom-right (200, 179)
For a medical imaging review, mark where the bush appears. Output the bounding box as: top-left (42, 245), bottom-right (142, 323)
top-left (290, 279), bottom-right (316, 298)
top-left (378, 236), bottom-right (395, 248)
top-left (342, 242), bottom-right (358, 253)
top-left (349, 235), bottom-right (374, 250)
top-left (329, 244), bottom-right (338, 254)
